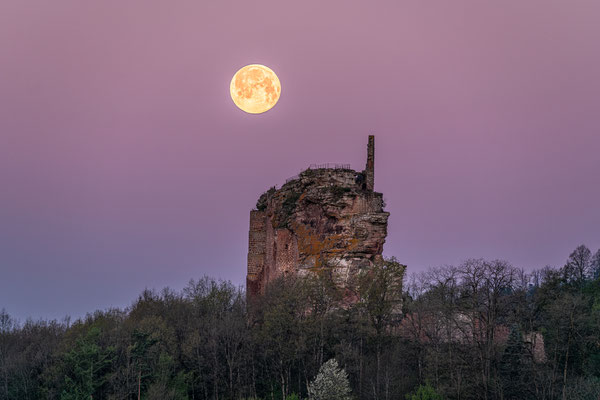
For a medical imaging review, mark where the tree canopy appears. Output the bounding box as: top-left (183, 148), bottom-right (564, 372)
top-left (1, 248), bottom-right (600, 400)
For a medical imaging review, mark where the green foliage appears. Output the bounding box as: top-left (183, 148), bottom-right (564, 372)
top-left (274, 190), bottom-right (302, 228)
top-left (256, 187), bottom-right (276, 211)
top-left (307, 359), bottom-right (352, 400)
top-left (328, 186), bottom-right (352, 201)
top-left (60, 326), bottom-right (115, 400)
top-left (405, 383), bottom-right (443, 400)
top-left (4, 244), bottom-right (600, 400)
top-left (498, 326), bottom-right (533, 400)
top-left (282, 191), bottom-right (301, 212)
top-left (130, 329), bottom-right (159, 392)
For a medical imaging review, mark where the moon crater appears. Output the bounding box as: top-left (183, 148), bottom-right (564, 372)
top-left (230, 64), bottom-right (281, 114)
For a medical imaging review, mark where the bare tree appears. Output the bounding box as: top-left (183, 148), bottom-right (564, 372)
top-left (564, 245), bottom-right (592, 285)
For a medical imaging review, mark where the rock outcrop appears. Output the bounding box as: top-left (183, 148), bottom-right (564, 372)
top-left (247, 136), bottom-right (389, 299)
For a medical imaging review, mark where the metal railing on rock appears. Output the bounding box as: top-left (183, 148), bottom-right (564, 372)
top-left (308, 163), bottom-right (351, 170)
top-left (285, 163), bottom-right (352, 183)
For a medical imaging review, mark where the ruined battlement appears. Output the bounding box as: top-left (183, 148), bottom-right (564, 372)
top-left (246, 136), bottom-right (388, 299)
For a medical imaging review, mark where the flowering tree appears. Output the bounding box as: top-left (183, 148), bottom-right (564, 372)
top-left (307, 359), bottom-right (352, 400)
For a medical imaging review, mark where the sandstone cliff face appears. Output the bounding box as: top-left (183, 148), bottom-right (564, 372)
top-left (247, 166), bottom-right (389, 298)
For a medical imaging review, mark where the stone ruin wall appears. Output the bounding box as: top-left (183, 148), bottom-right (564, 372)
top-left (247, 210), bottom-right (267, 296)
top-left (246, 136), bottom-right (389, 299)
top-left (247, 210), bottom-right (300, 296)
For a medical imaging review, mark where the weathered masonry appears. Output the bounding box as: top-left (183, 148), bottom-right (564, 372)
top-left (246, 136), bottom-right (389, 299)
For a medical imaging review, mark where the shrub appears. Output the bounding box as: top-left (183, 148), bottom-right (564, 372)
top-left (405, 383), bottom-right (443, 400)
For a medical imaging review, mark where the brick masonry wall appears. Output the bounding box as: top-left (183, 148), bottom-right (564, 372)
top-left (247, 210), bottom-right (266, 296)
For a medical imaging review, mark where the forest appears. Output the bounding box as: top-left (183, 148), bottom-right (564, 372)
top-left (1, 245), bottom-right (599, 400)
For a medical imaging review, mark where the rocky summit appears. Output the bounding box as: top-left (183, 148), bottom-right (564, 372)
top-left (246, 136), bottom-right (389, 299)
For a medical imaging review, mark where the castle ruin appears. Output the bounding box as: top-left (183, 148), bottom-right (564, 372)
top-left (246, 136), bottom-right (389, 298)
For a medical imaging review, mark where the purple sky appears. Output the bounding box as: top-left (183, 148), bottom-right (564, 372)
top-left (1, 0), bottom-right (599, 321)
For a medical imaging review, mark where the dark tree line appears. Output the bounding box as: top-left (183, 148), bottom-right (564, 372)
top-left (1, 247), bottom-right (599, 400)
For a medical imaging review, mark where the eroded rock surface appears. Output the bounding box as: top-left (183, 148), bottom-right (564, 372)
top-left (247, 136), bottom-right (389, 299)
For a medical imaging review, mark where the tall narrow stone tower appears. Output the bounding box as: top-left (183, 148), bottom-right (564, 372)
top-left (365, 135), bottom-right (375, 191)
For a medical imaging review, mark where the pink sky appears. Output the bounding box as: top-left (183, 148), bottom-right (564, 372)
top-left (1, 0), bottom-right (599, 320)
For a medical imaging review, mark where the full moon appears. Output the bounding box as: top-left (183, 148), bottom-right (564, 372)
top-left (230, 64), bottom-right (281, 114)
